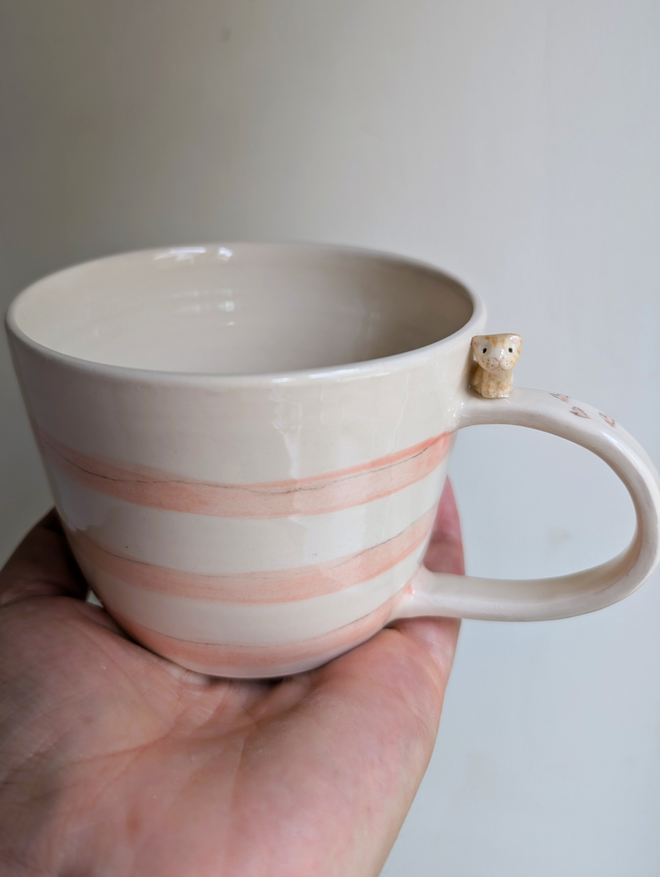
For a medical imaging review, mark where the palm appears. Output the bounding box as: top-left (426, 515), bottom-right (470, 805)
top-left (0, 485), bottom-right (463, 877)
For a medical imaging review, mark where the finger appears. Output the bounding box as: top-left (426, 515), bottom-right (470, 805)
top-left (316, 477), bottom-right (464, 712)
top-left (388, 477), bottom-right (464, 678)
top-left (240, 481), bottom-right (465, 720)
top-left (425, 477), bottom-right (465, 575)
top-left (0, 510), bottom-right (88, 606)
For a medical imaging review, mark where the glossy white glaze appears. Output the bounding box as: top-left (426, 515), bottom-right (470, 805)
top-left (50, 459), bottom-right (450, 574)
top-left (6, 243), bottom-right (660, 676)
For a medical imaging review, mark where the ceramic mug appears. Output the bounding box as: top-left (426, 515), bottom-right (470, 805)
top-left (6, 243), bottom-right (660, 677)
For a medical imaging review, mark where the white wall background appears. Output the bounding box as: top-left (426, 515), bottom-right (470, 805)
top-left (1, 1), bottom-right (659, 873)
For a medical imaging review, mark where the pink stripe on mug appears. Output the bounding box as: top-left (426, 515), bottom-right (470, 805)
top-left (38, 426), bottom-right (453, 518)
top-left (67, 506), bottom-right (436, 602)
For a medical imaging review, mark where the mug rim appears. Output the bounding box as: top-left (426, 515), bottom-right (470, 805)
top-left (5, 241), bottom-right (486, 387)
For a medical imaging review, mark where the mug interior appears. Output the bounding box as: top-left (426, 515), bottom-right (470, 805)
top-left (10, 243), bottom-right (474, 375)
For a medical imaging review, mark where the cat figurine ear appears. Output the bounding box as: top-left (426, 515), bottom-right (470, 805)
top-left (470, 333), bottom-right (522, 398)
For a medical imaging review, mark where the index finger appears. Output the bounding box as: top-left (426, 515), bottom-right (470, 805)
top-left (0, 510), bottom-right (88, 606)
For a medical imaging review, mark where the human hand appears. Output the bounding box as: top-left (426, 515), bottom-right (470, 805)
top-left (0, 481), bottom-right (463, 877)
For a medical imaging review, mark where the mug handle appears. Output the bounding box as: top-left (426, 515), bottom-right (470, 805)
top-left (391, 388), bottom-right (660, 622)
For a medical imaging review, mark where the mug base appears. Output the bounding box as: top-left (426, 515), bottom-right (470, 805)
top-left (96, 592), bottom-right (398, 678)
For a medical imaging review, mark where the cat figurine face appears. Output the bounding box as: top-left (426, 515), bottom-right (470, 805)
top-left (470, 333), bottom-right (523, 398)
top-left (471, 334), bottom-right (522, 373)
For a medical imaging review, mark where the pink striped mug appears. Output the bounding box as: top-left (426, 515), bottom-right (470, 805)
top-left (6, 243), bottom-right (660, 677)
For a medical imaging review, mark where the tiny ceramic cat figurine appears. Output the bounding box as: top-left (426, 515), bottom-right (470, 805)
top-left (470, 333), bottom-right (522, 398)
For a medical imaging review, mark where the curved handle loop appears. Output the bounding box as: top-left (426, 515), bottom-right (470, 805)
top-left (392, 388), bottom-right (660, 622)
